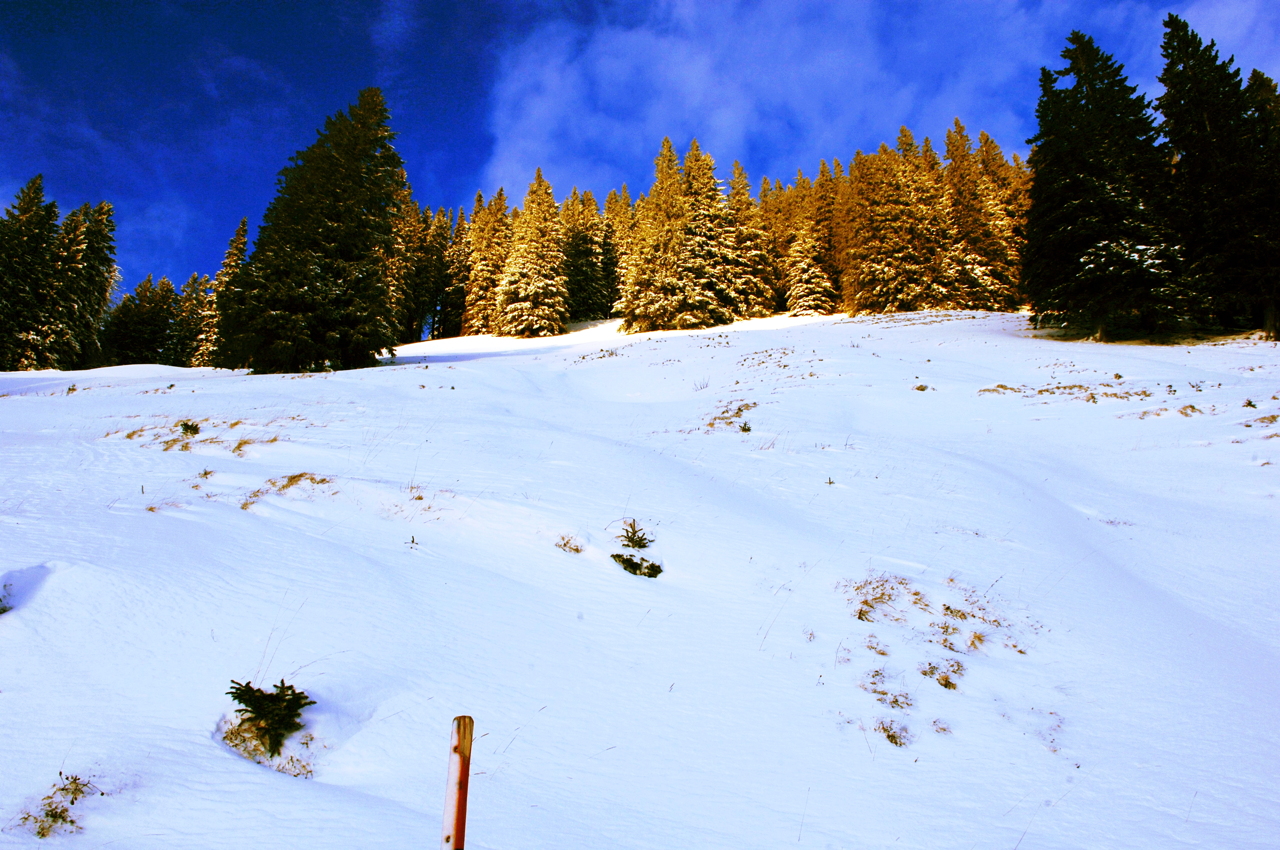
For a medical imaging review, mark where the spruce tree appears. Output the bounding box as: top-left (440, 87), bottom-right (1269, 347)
top-left (168, 274), bottom-right (209, 366)
top-left (941, 120), bottom-right (1021, 310)
top-left (784, 222), bottom-right (838, 315)
top-left (443, 210), bottom-right (473, 337)
top-left (222, 88), bottom-right (406, 372)
top-left (1157, 14), bottom-right (1269, 329)
top-left (1024, 32), bottom-right (1178, 339)
top-left (677, 140), bottom-right (737, 327)
top-left (844, 131), bottom-right (951, 314)
top-left (726, 161), bottom-right (776, 318)
top-left (462, 190), bottom-right (511, 335)
top-left (561, 189), bottom-right (616, 322)
top-left (0, 176), bottom-right (60, 370)
top-left (198, 218), bottom-right (247, 368)
top-left (428, 209), bottom-right (464, 339)
top-left (1244, 70), bottom-right (1280, 338)
top-left (102, 275), bottom-right (177, 365)
top-left (616, 137), bottom-right (690, 332)
top-left (494, 169), bottom-right (569, 337)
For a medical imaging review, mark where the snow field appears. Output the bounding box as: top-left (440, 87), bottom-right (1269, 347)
top-left (0, 311), bottom-right (1277, 848)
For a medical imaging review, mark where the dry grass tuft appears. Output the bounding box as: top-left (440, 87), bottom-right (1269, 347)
top-left (555, 535), bottom-right (583, 553)
top-left (17, 773), bottom-right (105, 838)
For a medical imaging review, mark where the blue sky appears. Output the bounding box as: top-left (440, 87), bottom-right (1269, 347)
top-left (2, 0), bottom-right (1277, 293)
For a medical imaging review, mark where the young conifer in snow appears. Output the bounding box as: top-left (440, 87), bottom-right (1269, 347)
top-left (494, 169), bottom-right (569, 337)
top-left (784, 222), bottom-right (838, 315)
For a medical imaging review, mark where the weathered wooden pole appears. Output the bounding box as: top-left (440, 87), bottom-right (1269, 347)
top-left (442, 715), bottom-right (474, 850)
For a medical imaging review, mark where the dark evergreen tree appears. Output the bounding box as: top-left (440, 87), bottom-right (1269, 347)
top-left (1024, 32), bottom-right (1179, 339)
top-left (222, 88), bottom-right (406, 372)
top-left (0, 176), bottom-right (60, 370)
top-left (167, 274), bottom-right (208, 367)
top-left (561, 189), bottom-right (616, 322)
top-left (102, 275), bottom-right (177, 365)
top-left (442, 210), bottom-right (472, 338)
top-left (1243, 70), bottom-right (1280, 338)
top-left (1157, 14), bottom-right (1272, 331)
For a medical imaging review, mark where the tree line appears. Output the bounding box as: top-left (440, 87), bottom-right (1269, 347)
top-left (2, 14), bottom-right (1274, 373)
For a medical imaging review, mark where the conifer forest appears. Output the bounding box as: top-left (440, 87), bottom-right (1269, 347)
top-left (2, 15), bottom-right (1277, 374)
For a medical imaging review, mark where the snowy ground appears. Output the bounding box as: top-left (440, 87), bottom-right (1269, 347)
top-left (1, 311), bottom-right (1277, 849)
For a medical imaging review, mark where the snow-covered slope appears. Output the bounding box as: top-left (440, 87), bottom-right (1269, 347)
top-left (1, 312), bottom-right (1276, 849)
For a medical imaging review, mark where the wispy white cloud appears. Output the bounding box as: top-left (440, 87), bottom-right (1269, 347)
top-left (479, 0), bottom-right (1280, 202)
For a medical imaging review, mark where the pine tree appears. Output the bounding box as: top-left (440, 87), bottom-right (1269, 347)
top-left (844, 131), bottom-right (951, 314)
top-left (0, 176), bottom-right (60, 370)
top-left (726, 161), bottom-right (776, 317)
top-left (616, 138), bottom-right (690, 332)
top-left (222, 88), bottom-right (406, 372)
top-left (494, 169), bottom-right (569, 337)
top-left (197, 218), bottom-right (246, 368)
top-left (1024, 32), bottom-right (1178, 339)
top-left (784, 221), bottom-right (838, 315)
top-left (102, 275), bottom-right (177, 365)
top-left (1157, 14), bottom-right (1270, 329)
top-left (561, 189), bottom-right (617, 322)
top-left (677, 140), bottom-right (737, 326)
top-left (616, 138), bottom-right (741, 332)
top-left (428, 209), bottom-right (464, 339)
top-left (167, 274), bottom-right (208, 367)
top-left (940, 120), bottom-right (1021, 310)
top-left (65, 202), bottom-right (118, 369)
top-left (462, 190), bottom-right (511, 335)
top-left (1244, 70), bottom-right (1280, 338)
top-left (443, 210), bottom-right (472, 338)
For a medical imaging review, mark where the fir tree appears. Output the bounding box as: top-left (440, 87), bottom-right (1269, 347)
top-left (462, 190), bottom-right (511, 335)
top-left (940, 120), bottom-right (1021, 310)
top-left (561, 189), bottom-right (617, 322)
top-left (677, 140), bottom-right (737, 326)
top-left (495, 170), bottom-right (569, 337)
top-left (844, 131), bottom-right (951, 314)
top-left (0, 176), bottom-right (60, 370)
top-left (102, 275), bottom-right (177, 365)
top-left (384, 181), bottom-right (430, 344)
top-left (616, 137), bottom-right (690, 332)
top-left (168, 274), bottom-right (209, 367)
top-left (1024, 32), bottom-right (1178, 339)
top-left (428, 209), bottom-right (464, 339)
top-left (443, 210), bottom-right (472, 338)
top-left (222, 88), bottom-right (406, 372)
top-left (1243, 70), bottom-right (1280, 338)
top-left (784, 221), bottom-right (838, 315)
top-left (198, 218), bottom-right (246, 368)
top-left (1157, 14), bottom-right (1269, 329)
top-left (726, 161), bottom-right (776, 317)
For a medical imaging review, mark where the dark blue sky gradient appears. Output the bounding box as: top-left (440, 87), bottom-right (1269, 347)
top-left (2, 1), bottom-right (1277, 294)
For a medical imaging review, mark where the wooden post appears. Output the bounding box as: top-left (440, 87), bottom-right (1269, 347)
top-left (442, 715), bottom-right (474, 850)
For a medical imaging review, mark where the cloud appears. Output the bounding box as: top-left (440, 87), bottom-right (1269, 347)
top-left (478, 0), bottom-right (1280, 203)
